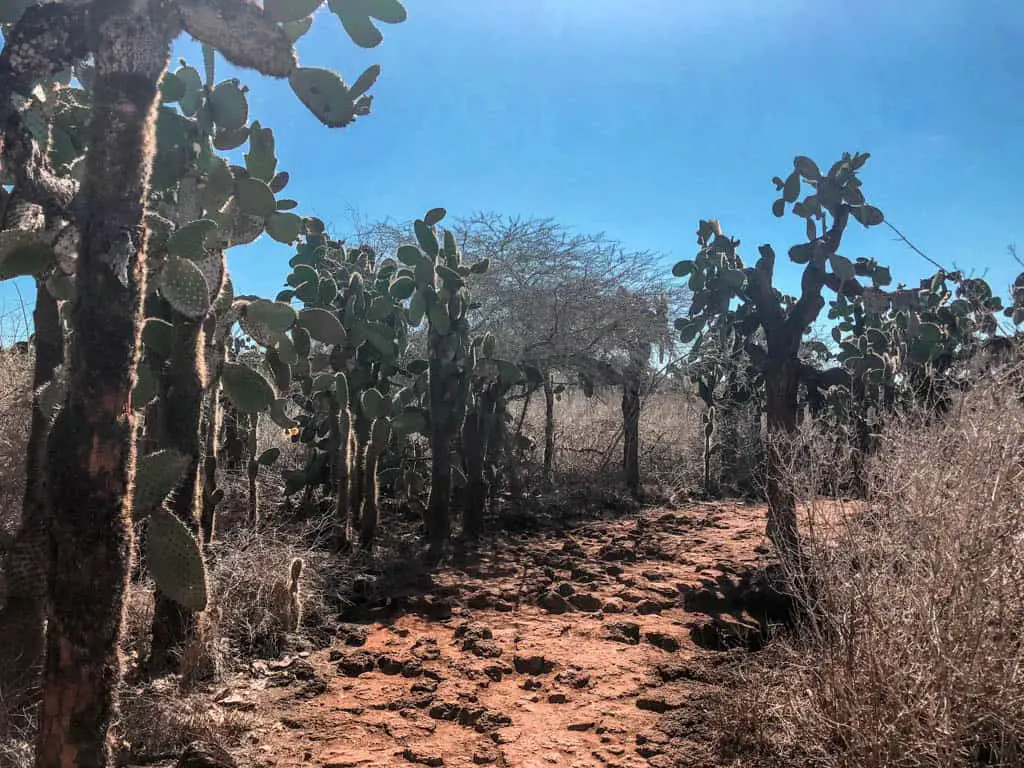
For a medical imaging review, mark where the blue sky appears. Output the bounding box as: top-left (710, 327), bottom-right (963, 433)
top-left (2, 0), bottom-right (1023, 341)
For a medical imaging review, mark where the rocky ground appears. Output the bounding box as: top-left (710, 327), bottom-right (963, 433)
top-left (176, 501), bottom-right (790, 768)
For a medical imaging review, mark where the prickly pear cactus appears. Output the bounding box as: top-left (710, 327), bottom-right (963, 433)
top-left (146, 508), bottom-right (209, 612)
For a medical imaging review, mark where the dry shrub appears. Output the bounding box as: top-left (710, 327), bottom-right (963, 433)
top-left (114, 682), bottom-right (254, 763)
top-left (515, 385), bottom-right (702, 492)
top-left (205, 522), bottom-right (333, 659)
top-left (726, 388), bottom-right (1024, 768)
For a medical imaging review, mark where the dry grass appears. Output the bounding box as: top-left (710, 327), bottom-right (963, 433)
top-left (724, 388), bottom-right (1024, 768)
top-left (0, 350), bottom-right (32, 539)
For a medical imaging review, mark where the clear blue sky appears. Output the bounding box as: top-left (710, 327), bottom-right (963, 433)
top-left (2, 0), bottom-right (1023, 341)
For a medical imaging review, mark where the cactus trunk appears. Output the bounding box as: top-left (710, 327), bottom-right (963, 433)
top-left (247, 412), bottom-right (260, 527)
top-left (149, 309), bottom-right (208, 673)
top-left (359, 416), bottom-right (390, 551)
top-left (462, 387), bottom-right (497, 540)
top-left (358, 445), bottom-right (380, 550)
top-left (330, 394), bottom-right (352, 550)
top-left (702, 406), bottom-right (716, 497)
top-left (200, 392), bottom-right (221, 544)
top-left (0, 278), bottom-right (62, 723)
top-left (36, 2), bottom-right (172, 760)
top-left (763, 357), bottom-right (800, 557)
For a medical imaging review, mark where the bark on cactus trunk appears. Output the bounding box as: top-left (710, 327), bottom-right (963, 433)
top-left (763, 356), bottom-right (801, 557)
top-left (149, 310), bottom-right (209, 674)
top-left (36, 1), bottom-right (175, 761)
top-left (0, 278), bottom-right (62, 724)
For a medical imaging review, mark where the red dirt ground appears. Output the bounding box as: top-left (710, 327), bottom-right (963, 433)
top-left (204, 501), bottom-right (783, 768)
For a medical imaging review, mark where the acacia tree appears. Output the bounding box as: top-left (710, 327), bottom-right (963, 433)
top-left (0, 0), bottom-right (406, 761)
top-left (457, 213), bottom-right (683, 485)
top-left (673, 152), bottom-right (889, 556)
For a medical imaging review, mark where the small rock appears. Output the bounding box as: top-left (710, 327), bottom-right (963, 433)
top-left (378, 655), bottom-right (405, 675)
top-left (402, 659), bottom-right (424, 677)
top-left (466, 590), bottom-right (497, 609)
top-left (513, 654), bottom-right (556, 675)
top-left (568, 592), bottom-right (603, 612)
top-left (689, 615), bottom-right (764, 651)
top-left (555, 668), bottom-right (591, 689)
top-left (475, 710), bottom-right (513, 732)
top-left (468, 640), bottom-right (503, 659)
top-left (336, 623), bottom-right (369, 647)
top-left (604, 564), bottom-right (624, 577)
top-left (176, 742), bottom-right (237, 768)
top-left (568, 721), bottom-right (595, 732)
top-left (635, 599), bottom-right (669, 615)
top-left (547, 692), bottom-right (567, 704)
top-left (599, 543), bottom-right (636, 562)
top-left (472, 747), bottom-right (500, 764)
top-left (520, 678), bottom-right (543, 691)
top-left (562, 539), bottom-right (586, 556)
top-left (428, 702), bottom-right (461, 721)
top-left (570, 567), bottom-right (599, 583)
top-left (538, 591), bottom-right (571, 614)
top-left (402, 747), bottom-right (444, 766)
top-left (555, 582), bottom-right (575, 597)
top-left (484, 664), bottom-right (508, 682)
top-left (407, 595), bottom-right (454, 621)
top-left (412, 637), bottom-right (442, 660)
top-left (636, 693), bottom-right (686, 713)
top-left (605, 622), bottom-right (641, 645)
top-left (328, 649), bottom-right (343, 662)
top-left (602, 599), bottom-right (624, 614)
top-left (412, 679), bottom-right (438, 693)
top-left (645, 631), bottom-right (681, 652)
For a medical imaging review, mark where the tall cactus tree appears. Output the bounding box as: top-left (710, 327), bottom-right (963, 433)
top-left (0, 0), bottom-right (406, 761)
top-left (673, 153), bottom-right (888, 558)
top-left (393, 209), bottom-right (489, 551)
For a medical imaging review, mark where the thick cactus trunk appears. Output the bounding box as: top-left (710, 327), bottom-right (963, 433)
top-left (426, 344), bottom-right (462, 550)
top-left (763, 356), bottom-right (801, 558)
top-left (0, 278), bottom-right (62, 724)
top-left (37, 1), bottom-right (173, 762)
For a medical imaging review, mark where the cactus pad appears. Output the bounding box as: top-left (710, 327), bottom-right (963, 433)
top-left (222, 362), bottom-right (276, 413)
top-left (167, 218), bottom-right (219, 259)
top-left (298, 307), bottom-right (347, 345)
top-left (247, 298), bottom-right (298, 332)
top-left (160, 257), bottom-right (212, 318)
top-left (370, 416), bottom-right (392, 451)
top-left (146, 509), bottom-right (208, 612)
top-left (288, 67), bottom-right (359, 128)
top-left (134, 449), bottom-right (190, 518)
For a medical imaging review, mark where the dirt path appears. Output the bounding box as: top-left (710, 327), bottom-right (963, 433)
top-left (230, 503), bottom-right (775, 768)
